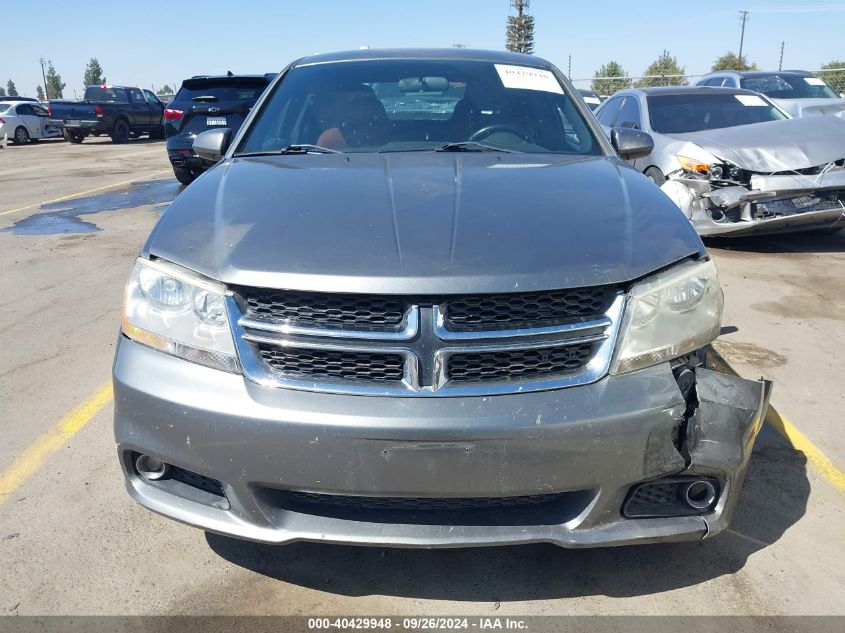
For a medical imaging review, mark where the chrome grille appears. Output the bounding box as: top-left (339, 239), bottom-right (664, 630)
top-left (228, 286), bottom-right (625, 397)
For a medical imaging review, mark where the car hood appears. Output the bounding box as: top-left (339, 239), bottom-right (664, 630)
top-left (666, 116), bottom-right (845, 172)
top-left (146, 152), bottom-right (703, 294)
top-left (770, 97), bottom-right (845, 120)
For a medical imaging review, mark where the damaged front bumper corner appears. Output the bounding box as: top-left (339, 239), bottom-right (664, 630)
top-left (663, 169), bottom-right (845, 237)
top-left (684, 366), bottom-right (773, 539)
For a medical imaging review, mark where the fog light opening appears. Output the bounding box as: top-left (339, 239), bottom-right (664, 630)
top-left (135, 454), bottom-right (170, 481)
top-left (684, 480), bottom-right (716, 510)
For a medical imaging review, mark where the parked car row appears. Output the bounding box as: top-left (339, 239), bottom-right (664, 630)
top-left (593, 72), bottom-right (845, 237)
top-left (3, 75), bottom-right (276, 186)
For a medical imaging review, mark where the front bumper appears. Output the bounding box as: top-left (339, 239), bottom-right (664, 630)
top-left (666, 170), bottom-right (845, 237)
top-left (113, 338), bottom-right (771, 548)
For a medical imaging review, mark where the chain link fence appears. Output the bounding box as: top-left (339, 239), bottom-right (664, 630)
top-left (571, 68), bottom-right (845, 97)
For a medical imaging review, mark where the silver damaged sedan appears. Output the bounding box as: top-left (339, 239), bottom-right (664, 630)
top-left (594, 86), bottom-right (845, 237)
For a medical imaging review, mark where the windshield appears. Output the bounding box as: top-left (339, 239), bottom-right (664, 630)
top-left (84, 87), bottom-right (126, 103)
top-left (740, 74), bottom-right (840, 99)
top-left (237, 59), bottom-right (601, 155)
top-left (647, 92), bottom-right (787, 133)
top-left (173, 79), bottom-right (268, 104)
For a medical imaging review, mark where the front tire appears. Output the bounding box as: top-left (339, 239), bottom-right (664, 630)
top-left (13, 126), bottom-right (29, 145)
top-left (110, 119), bottom-right (130, 144)
top-left (172, 165), bottom-right (197, 186)
top-left (644, 167), bottom-right (666, 186)
top-left (62, 129), bottom-right (85, 144)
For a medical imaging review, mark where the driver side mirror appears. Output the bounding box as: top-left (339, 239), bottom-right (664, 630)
top-left (193, 128), bottom-right (232, 162)
top-left (610, 127), bottom-right (654, 160)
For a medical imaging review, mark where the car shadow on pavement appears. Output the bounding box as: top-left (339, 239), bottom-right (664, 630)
top-left (704, 228), bottom-right (845, 254)
top-left (205, 424), bottom-right (809, 601)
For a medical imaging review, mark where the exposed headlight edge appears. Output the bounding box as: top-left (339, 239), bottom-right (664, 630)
top-left (610, 259), bottom-right (723, 375)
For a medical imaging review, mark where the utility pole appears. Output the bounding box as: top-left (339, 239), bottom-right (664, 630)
top-left (39, 57), bottom-right (48, 100)
top-left (778, 41), bottom-right (784, 71)
top-left (738, 10), bottom-right (749, 66)
top-left (568, 55), bottom-right (572, 78)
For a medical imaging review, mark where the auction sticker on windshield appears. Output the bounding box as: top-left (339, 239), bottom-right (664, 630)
top-left (495, 64), bottom-right (563, 94)
top-left (735, 95), bottom-right (767, 106)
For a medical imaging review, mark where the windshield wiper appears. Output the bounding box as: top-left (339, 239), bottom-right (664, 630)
top-left (236, 144), bottom-right (345, 157)
top-left (436, 141), bottom-right (514, 153)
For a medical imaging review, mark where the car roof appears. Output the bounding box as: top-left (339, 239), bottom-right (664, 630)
top-left (705, 69), bottom-right (814, 78)
top-left (294, 48), bottom-right (552, 69)
top-left (185, 74), bottom-right (275, 81)
top-left (630, 86), bottom-right (767, 97)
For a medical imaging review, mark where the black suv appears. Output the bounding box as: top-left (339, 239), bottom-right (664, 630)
top-left (164, 73), bottom-right (275, 185)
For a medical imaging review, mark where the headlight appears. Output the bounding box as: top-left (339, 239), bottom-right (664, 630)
top-left (121, 258), bottom-right (239, 372)
top-left (611, 259), bottom-right (723, 374)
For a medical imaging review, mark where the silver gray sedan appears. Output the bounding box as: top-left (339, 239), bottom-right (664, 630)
top-left (695, 70), bottom-right (845, 119)
top-left (594, 86), bottom-right (845, 237)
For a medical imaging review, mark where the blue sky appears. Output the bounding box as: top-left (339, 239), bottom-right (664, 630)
top-left (5, 0), bottom-right (845, 97)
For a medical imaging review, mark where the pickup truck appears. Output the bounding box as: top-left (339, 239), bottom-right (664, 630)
top-left (49, 85), bottom-right (165, 143)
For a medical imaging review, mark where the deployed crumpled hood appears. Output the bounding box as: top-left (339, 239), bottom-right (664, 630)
top-left (668, 115), bottom-right (845, 172)
top-left (771, 97), bottom-right (845, 120)
top-left (146, 152), bottom-right (703, 294)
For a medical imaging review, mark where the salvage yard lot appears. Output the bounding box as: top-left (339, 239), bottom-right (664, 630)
top-left (1, 139), bottom-right (844, 617)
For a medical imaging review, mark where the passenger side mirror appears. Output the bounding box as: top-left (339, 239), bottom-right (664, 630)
top-left (193, 128), bottom-right (232, 162)
top-left (610, 127), bottom-right (654, 160)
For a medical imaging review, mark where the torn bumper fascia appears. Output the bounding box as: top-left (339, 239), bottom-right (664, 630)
top-left (664, 168), bottom-right (845, 237)
top-left (685, 367), bottom-right (773, 539)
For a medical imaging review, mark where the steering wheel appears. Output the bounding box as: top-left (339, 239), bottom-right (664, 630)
top-left (468, 124), bottom-right (525, 142)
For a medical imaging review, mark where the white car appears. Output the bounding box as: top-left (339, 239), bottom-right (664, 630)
top-left (0, 101), bottom-right (62, 144)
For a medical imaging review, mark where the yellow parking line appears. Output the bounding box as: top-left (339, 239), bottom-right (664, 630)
top-left (0, 381), bottom-right (113, 506)
top-left (765, 407), bottom-right (845, 493)
top-left (709, 346), bottom-right (845, 493)
top-left (0, 170), bottom-right (171, 218)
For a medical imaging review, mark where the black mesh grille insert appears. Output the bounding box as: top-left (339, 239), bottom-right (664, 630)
top-left (258, 344), bottom-right (405, 382)
top-left (239, 288), bottom-right (408, 329)
top-left (444, 286), bottom-right (611, 330)
top-left (257, 488), bottom-right (595, 526)
top-left (447, 342), bottom-right (594, 382)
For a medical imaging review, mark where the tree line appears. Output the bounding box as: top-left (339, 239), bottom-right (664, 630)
top-left (592, 51), bottom-right (845, 94)
top-left (1, 58), bottom-right (173, 101)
